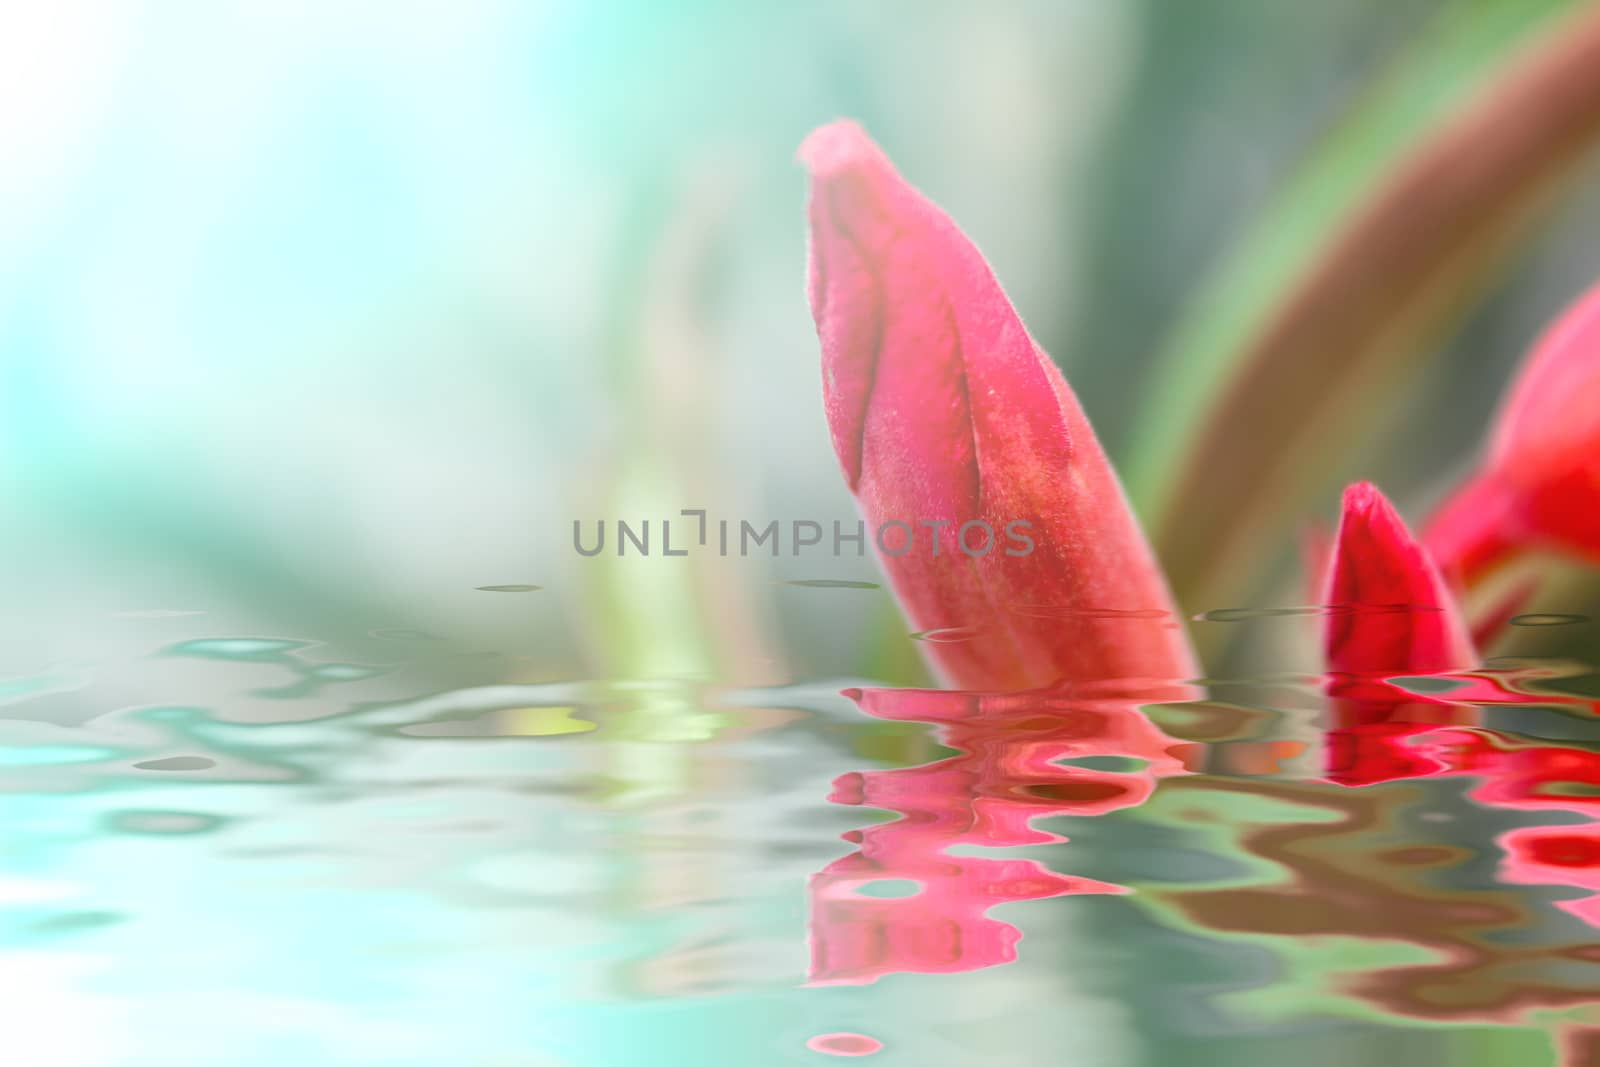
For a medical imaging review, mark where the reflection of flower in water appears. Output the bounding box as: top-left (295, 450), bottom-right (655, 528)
top-left (1316, 660), bottom-right (1600, 930)
top-left (1501, 825), bottom-right (1600, 926)
top-left (1448, 730), bottom-right (1600, 928)
top-left (1142, 706), bottom-right (1600, 1029)
top-left (809, 685), bottom-right (1195, 984)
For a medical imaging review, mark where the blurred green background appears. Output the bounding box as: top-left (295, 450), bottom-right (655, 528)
top-left (6, 1), bottom-right (1600, 679)
top-left (10, 0), bottom-right (1600, 687)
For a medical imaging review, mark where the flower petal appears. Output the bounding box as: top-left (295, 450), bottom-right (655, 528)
top-left (801, 120), bottom-right (1195, 691)
top-left (1425, 278), bottom-right (1600, 584)
top-left (1322, 483), bottom-right (1477, 787)
top-left (1324, 482), bottom-right (1476, 676)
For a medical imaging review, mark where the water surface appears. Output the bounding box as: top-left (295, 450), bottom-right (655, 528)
top-left (8, 627), bottom-right (1600, 1065)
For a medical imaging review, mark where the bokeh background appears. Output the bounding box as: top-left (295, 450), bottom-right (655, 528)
top-left (12, 0), bottom-right (1600, 693)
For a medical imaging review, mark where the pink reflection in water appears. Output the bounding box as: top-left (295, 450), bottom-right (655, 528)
top-left (1322, 667), bottom-right (1599, 788)
top-left (1500, 826), bottom-right (1600, 925)
top-left (1317, 671), bottom-right (1600, 930)
top-left (804, 662), bottom-right (1600, 1023)
top-left (808, 685), bottom-right (1197, 984)
top-left (805, 1032), bottom-right (883, 1057)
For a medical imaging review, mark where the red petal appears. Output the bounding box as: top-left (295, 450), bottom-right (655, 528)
top-left (1324, 482), bottom-right (1476, 676)
top-left (1321, 483), bottom-right (1477, 787)
top-left (1491, 277), bottom-right (1600, 473)
top-left (801, 121), bottom-right (1195, 691)
top-left (1425, 278), bottom-right (1600, 582)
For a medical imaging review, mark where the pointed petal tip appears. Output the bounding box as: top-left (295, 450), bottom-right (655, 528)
top-left (798, 119), bottom-right (883, 179)
top-left (1335, 481), bottom-right (1413, 550)
top-left (1333, 481), bottom-right (1414, 560)
top-left (1341, 480), bottom-right (1386, 519)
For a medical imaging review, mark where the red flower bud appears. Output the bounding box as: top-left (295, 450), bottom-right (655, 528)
top-left (801, 120), bottom-right (1195, 691)
top-left (1322, 482), bottom-right (1476, 786)
top-left (1325, 482), bottom-right (1476, 677)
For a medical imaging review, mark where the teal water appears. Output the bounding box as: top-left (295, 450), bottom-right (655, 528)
top-left (8, 629), bottom-right (1600, 1065)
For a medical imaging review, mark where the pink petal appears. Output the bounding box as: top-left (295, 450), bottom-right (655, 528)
top-left (801, 120), bottom-right (1195, 691)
